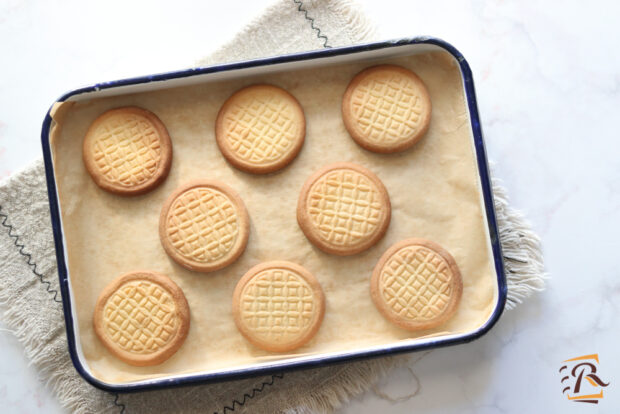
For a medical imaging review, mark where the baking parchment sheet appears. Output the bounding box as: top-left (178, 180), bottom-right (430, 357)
top-left (51, 51), bottom-right (498, 384)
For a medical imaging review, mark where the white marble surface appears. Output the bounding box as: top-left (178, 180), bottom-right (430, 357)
top-left (1, 0), bottom-right (619, 413)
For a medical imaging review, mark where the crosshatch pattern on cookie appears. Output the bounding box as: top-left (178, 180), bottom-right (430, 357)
top-left (308, 168), bottom-right (384, 247)
top-left (380, 246), bottom-right (453, 320)
top-left (166, 187), bottom-right (239, 263)
top-left (103, 280), bottom-right (178, 354)
top-left (222, 90), bottom-right (301, 165)
top-left (91, 112), bottom-right (162, 186)
top-left (240, 269), bottom-right (316, 342)
top-left (350, 72), bottom-right (424, 145)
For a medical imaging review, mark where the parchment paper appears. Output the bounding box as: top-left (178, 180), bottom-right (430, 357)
top-left (50, 50), bottom-right (498, 384)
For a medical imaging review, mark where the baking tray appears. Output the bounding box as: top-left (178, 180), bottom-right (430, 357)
top-left (41, 36), bottom-right (507, 392)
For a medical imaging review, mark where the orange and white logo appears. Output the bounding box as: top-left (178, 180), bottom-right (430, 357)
top-left (560, 354), bottom-right (610, 404)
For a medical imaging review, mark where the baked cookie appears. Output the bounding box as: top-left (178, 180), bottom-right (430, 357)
top-left (232, 261), bottom-right (325, 352)
top-left (297, 162), bottom-right (391, 256)
top-left (83, 106), bottom-right (172, 195)
top-left (371, 238), bottom-right (462, 331)
top-left (216, 84), bottom-right (305, 174)
top-left (93, 271), bottom-right (190, 366)
top-left (159, 180), bottom-right (250, 272)
top-left (342, 65), bottom-right (431, 153)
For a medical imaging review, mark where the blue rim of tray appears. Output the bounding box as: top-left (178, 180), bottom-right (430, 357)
top-left (40, 36), bottom-right (507, 392)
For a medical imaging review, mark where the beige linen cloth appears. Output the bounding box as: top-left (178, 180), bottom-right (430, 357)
top-left (0, 0), bottom-right (545, 412)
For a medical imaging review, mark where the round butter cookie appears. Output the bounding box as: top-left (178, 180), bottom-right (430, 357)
top-left (371, 238), bottom-right (462, 331)
top-left (342, 65), bottom-right (431, 153)
top-left (159, 180), bottom-right (250, 272)
top-left (216, 84), bottom-right (305, 174)
top-left (93, 271), bottom-right (190, 366)
top-left (83, 106), bottom-right (172, 195)
top-left (297, 162), bottom-right (391, 256)
top-left (233, 261), bottom-right (325, 352)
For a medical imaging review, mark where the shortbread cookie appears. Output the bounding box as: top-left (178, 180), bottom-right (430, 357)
top-left (83, 106), bottom-right (172, 195)
top-left (297, 162), bottom-right (391, 255)
top-left (93, 271), bottom-right (190, 366)
top-left (232, 261), bottom-right (325, 352)
top-left (159, 180), bottom-right (250, 272)
top-left (342, 65), bottom-right (431, 153)
top-left (371, 238), bottom-right (462, 331)
top-left (216, 84), bottom-right (305, 174)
